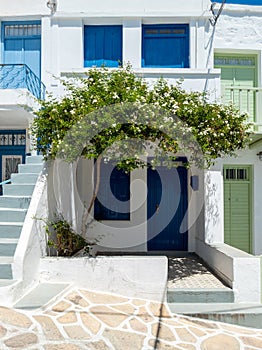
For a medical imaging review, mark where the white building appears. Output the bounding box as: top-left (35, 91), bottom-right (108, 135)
top-left (0, 0), bottom-right (261, 303)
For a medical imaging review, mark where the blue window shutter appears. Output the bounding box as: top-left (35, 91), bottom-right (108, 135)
top-left (142, 24), bottom-right (189, 68)
top-left (94, 161), bottom-right (130, 220)
top-left (84, 25), bottom-right (122, 67)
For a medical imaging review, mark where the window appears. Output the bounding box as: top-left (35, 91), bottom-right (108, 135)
top-left (84, 25), bottom-right (122, 67)
top-left (94, 161), bottom-right (130, 220)
top-left (142, 24), bottom-right (189, 68)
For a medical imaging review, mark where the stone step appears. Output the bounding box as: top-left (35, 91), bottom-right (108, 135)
top-left (26, 155), bottom-right (43, 164)
top-left (168, 302), bottom-right (262, 329)
top-left (0, 196), bottom-right (31, 209)
top-left (0, 240), bottom-right (18, 256)
top-left (18, 163), bottom-right (43, 174)
top-left (3, 184), bottom-right (35, 196)
top-left (0, 263), bottom-right (13, 279)
top-left (167, 288), bottom-right (234, 304)
top-left (0, 223), bottom-right (23, 239)
top-left (11, 173), bottom-right (39, 184)
top-left (14, 283), bottom-right (69, 310)
top-left (0, 209), bottom-right (27, 222)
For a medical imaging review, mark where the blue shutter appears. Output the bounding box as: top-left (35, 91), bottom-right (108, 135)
top-left (94, 161), bottom-right (130, 220)
top-left (84, 25), bottom-right (122, 67)
top-left (142, 24), bottom-right (189, 68)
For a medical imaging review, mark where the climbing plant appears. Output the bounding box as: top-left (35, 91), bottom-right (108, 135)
top-left (31, 65), bottom-right (251, 236)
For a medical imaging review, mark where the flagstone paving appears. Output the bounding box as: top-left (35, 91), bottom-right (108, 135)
top-left (0, 288), bottom-right (262, 349)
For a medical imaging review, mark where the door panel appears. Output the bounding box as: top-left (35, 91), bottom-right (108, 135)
top-left (147, 164), bottom-right (188, 251)
top-left (24, 38), bottom-right (41, 77)
top-left (3, 23), bottom-right (41, 80)
top-left (224, 166), bottom-right (251, 253)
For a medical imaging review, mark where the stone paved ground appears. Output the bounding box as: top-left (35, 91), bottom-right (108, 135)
top-left (0, 288), bottom-right (262, 349)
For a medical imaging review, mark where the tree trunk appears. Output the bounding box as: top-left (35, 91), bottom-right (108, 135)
top-left (81, 155), bottom-right (102, 237)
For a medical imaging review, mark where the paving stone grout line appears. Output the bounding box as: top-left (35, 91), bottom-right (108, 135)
top-left (0, 288), bottom-right (261, 349)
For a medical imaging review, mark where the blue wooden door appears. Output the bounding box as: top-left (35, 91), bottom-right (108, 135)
top-left (147, 162), bottom-right (188, 251)
top-left (0, 130), bottom-right (26, 182)
top-left (3, 22), bottom-right (41, 79)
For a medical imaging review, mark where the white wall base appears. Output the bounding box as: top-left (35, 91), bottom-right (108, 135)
top-left (196, 239), bottom-right (261, 303)
top-left (39, 256), bottom-right (168, 302)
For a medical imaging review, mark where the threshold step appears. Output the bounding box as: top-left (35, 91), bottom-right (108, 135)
top-left (0, 208), bottom-right (27, 222)
top-left (14, 283), bottom-right (69, 310)
top-left (0, 279), bottom-right (16, 287)
top-left (167, 288), bottom-right (234, 303)
top-left (169, 302), bottom-right (262, 329)
top-left (0, 257), bottom-right (13, 264)
top-left (0, 263), bottom-right (13, 279)
top-left (26, 155), bottom-right (43, 164)
top-left (11, 173), bottom-right (39, 184)
top-left (0, 242), bottom-right (17, 256)
top-left (0, 196), bottom-right (31, 209)
top-left (18, 164), bottom-right (43, 174)
top-left (0, 223), bottom-right (23, 239)
top-left (3, 184), bottom-right (35, 196)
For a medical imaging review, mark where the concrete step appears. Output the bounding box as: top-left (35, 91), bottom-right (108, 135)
top-left (18, 163), bottom-right (43, 174)
top-left (167, 288), bottom-right (234, 304)
top-left (0, 240), bottom-right (18, 256)
top-left (0, 263), bottom-right (13, 279)
top-left (3, 184), bottom-right (35, 196)
top-left (11, 173), bottom-right (39, 184)
top-left (0, 223), bottom-right (23, 239)
top-left (26, 155), bottom-right (43, 164)
top-left (168, 302), bottom-right (262, 329)
top-left (0, 279), bottom-right (17, 287)
top-left (0, 209), bottom-right (27, 222)
top-left (0, 196), bottom-right (31, 209)
top-left (14, 283), bottom-right (69, 310)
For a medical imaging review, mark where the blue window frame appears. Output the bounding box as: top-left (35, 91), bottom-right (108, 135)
top-left (142, 24), bottom-right (189, 68)
top-left (84, 25), bottom-right (122, 67)
top-left (94, 161), bottom-right (130, 220)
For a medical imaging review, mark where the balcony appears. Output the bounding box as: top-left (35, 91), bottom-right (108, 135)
top-left (224, 86), bottom-right (262, 132)
top-left (0, 64), bottom-right (45, 100)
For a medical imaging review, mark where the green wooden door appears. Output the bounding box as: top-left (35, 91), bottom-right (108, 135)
top-left (224, 166), bottom-right (252, 253)
top-left (215, 55), bottom-right (257, 122)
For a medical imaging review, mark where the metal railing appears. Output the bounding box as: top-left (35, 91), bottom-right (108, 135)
top-left (224, 86), bottom-right (262, 126)
top-left (0, 64), bottom-right (45, 100)
top-left (0, 179), bottom-right (11, 186)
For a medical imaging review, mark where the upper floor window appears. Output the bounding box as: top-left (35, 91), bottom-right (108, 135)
top-left (84, 25), bottom-right (122, 67)
top-left (142, 24), bottom-right (189, 68)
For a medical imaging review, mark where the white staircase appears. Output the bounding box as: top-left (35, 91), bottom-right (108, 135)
top-left (0, 155), bottom-right (43, 282)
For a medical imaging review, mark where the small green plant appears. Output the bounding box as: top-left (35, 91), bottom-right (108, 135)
top-left (45, 215), bottom-right (87, 257)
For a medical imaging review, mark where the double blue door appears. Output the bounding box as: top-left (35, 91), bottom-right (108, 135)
top-left (2, 22), bottom-right (41, 80)
top-left (147, 162), bottom-right (188, 251)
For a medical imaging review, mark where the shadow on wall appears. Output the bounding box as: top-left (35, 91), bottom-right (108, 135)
top-left (204, 170), bottom-right (220, 244)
